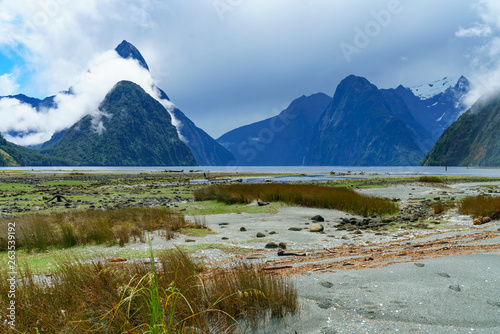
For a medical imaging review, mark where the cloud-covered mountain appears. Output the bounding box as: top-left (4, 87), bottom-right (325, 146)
top-left (422, 92), bottom-right (500, 166)
top-left (0, 40), bottom-right (236, 166)
top-left (41, 81), bottom-right (197, 166)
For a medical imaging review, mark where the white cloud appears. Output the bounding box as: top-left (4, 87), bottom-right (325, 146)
top-left (0, 73), bottom-right (19, 95)
top-left (0, 50), bottom-right (182, 146)
top-left (461, 1), bottom-right (500, 108)
top-left (455, 23), bottom-right (492, 37)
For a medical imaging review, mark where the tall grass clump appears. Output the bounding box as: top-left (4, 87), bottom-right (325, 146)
top-left (194, 183), bottom-right (399, 216)
top-left (0, 207), bottom-right (196, 252)
top-left (459, 195), bottom-right (500, 219)
top-left (418, 176), bottom-right (444, 183)
top-left (0, 249), bottom-right (298, 333)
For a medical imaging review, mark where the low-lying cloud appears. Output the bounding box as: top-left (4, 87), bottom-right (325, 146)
top-left (0, 50), bottom-right (179, 146)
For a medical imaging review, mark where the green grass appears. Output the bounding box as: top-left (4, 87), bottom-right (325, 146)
top-left (176, 200), bottom-right (284, 215)
top-left (195, 183), bottom-right (399, 217)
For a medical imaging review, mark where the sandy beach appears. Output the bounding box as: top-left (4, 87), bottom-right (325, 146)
top-left (153, 181), bottom-right (500, 333)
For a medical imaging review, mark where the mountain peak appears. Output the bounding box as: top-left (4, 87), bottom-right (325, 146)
top-left (115, 40), bottom-right (149, 71)
top-left (409, 76), bottom-right (466, 100)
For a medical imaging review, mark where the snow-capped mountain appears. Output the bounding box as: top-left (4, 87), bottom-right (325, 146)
top-left (0, 41), bottom-right (236, 166)
top-left (395, 76), bottom-right (470, 142)
top-left (409, 76), bottom-right (463, 100)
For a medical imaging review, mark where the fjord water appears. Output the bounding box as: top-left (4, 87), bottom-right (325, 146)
top-left (4, 166), bottom-right (500, 178)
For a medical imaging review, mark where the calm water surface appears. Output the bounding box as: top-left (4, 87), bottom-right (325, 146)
top-left (2, 166), bottom-right (500, 179)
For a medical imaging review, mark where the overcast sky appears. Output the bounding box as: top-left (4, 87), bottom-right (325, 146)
top-left (1, 0), bottom-right (500, 143)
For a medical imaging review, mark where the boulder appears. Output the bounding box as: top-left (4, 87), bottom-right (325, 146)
top-left (265, 242), bottom-right (279, 249)
top-left (473, 219), bottom-right (483, 225)
top-left (482, 216), bottom-right (491, 224)
top-left (256, 232), bottom-right (266, 238)
top-left (311, 215), bottom-right (325, 222)
top-left (310, 223), bottom-right (324, 232)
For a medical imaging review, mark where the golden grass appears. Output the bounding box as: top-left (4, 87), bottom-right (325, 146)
top-left (418, 176), bottom-right (445, 183)
top-left (0, 249), bottom-right (297, 333)
top-left (0, 207), bottom-right (198, 252)
top-left (194, 183), bottom-right (398, 217)
top-left (459, 195), bottom-right (500, 219)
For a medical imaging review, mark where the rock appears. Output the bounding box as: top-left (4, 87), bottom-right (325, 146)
top-left (320, 281), bottom-right (334, 289)
top-left (240, 227), bottom-right (247, 232)
top-left (438, 273), bottom-right (451, 278)
top-left (278, 242), bottom-right (287, 249)
top-left (289, 227), bottom-right (302, 231)
top-left (482, 216), bottom-right (492, 224)
top-left (449, 285), bottom-right (461, 292)
top-left (269, 231), bottom-right (277, 235)
top-left (257, 201), bottom-right (269, 206)
top-left (317, 299), bottom-right (334, 309)
top-left (246, 253), bottom-right (266, 260)
top-left (256, 232), bottom-right (266, 238)
top-left (473, 219), bottom-right (483, 225)
top-left (414, 263), bottom-right (425, 268)
top-left (311, 215), bottom-right (325, 222)
top-left (219, 223), bottom-right (229, 226)
top-left (265, 242), bottom-right (279, 249)
top-left (221, 237), bottom-right (229, 240)
top-left (185, 239), bottom-right (196, 243)
top-left (310, 223), bottom-right (324, 232)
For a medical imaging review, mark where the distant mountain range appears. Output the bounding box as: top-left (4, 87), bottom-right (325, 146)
top-left (218, 75), bottom-right (470, 166)
top-left (0, 40), bottom-right (480, 167)
top-left (0, 41), bottom-right (236, 166)
top-left (422, 93), bottom-right (500, 166)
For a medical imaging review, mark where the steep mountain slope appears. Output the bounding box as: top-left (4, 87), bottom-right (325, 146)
top-left (42, 81), bottom-right (197, 166)
top-left (395, 76), bottom-right (470, 141)
top-left (0, 134), bottom-right (70, 166)
top-left (308, 75), bottom-right (425, 166)
top-left (115, 40), bottom-right (235, 166)
top-left (217, 93), bottom-right (332, 165)
top-left (0, 40), bottom-right (235, 166)
top-left (422, 94), bottom-right (500, 166)
top-left (115, 40), bottom-right (150, 70)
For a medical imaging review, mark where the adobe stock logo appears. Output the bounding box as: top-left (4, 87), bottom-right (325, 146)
top-left (212, 0), bottom-right (245, 21)
top-left (340, 0), bottom-right (404, 63)
top-left (236, 107), bottom-right (298, 163)
top-left (17, 0), bottom-right (69, 39)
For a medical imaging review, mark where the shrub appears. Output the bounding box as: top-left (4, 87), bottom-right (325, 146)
top-left (0, 249), bottom-right (298, 333)
top-left (0, 207), bottom-right (194, 252)
top-left (459, 195), bottom-right (500, 219)
top-left (194, 183), bottom-right (399, 217)
top-left (418, 176), bottom-right (444, 183)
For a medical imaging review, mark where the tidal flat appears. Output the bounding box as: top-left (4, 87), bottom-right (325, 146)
top-left (0, 170), bottom-right (499, 333)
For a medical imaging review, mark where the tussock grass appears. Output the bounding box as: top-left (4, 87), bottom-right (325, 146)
top-left (459, 195), bottom-right (500, 219)
top-left (431, 200), bottom-right (455, 215)
top-left (194, 183), bottom-right (398, 217)
top-left (418, 176), bottom-right (445, 183)
top-left (0, 249), bottom-right (297, 333)
top-left (0, 207), bottom-right (196, 252)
